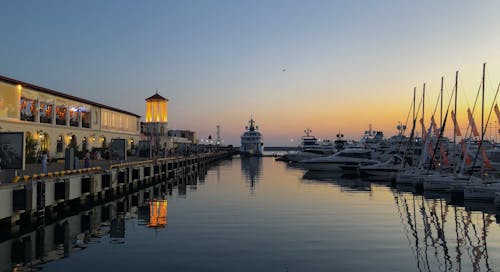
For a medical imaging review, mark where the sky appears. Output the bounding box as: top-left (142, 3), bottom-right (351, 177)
top-left (2, 0), bottom-right (500, 145)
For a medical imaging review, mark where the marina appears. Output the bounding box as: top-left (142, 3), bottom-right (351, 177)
top-left (2, 156), bottom-right (500, 271)
top-left (3, 1), bottom-right (500, 271)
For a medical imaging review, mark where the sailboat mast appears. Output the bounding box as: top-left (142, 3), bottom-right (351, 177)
top-left (413, 87), bottom-right (416, 122)
top-left (454, 71), bottom-right (458, 169)
top-left (440, 76), bottom-right (444, 128)
top-left (422, 83), bottom-right (426, 139)
top-left (482, 62), bottom-right (486, 136)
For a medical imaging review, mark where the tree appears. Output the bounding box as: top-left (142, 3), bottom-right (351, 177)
top-left (25, 132), bottom-right (38, 163)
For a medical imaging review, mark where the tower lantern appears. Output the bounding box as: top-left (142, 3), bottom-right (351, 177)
top-left (145, 91), bottom-right (168, 123)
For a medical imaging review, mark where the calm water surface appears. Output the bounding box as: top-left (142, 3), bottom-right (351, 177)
top-left (4, 156), bottom-right (500, 271)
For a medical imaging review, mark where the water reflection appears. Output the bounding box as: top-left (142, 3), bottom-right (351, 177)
top-left (301, 171), bottom-right (372, 192)
top-left (138, 200), bottom-right (168, 229)
top-left (394, 193), bottom-right (495, 272)
top-left (240, 156), bottom-right (262, 192)
top-left (3, 181), bottom-right (176, 271)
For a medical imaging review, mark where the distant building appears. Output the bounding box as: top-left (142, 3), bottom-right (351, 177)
top-left (0, 75), bottom-right (141, 158)
top-left (168, 129), bottom-right (197, 144)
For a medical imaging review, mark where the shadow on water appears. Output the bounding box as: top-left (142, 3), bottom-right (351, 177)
top-left (301, 170), bottom-right (371, 192)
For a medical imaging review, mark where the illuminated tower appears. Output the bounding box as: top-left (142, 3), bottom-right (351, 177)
top-left (144, 91), bottom-right (169, 151)
top-left (145, 91), bottom-right (168, 123)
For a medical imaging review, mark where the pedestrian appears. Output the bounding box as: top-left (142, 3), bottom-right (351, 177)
top-left (74, 155), bottom-right (79, 170)
top-left (41, 151), bottom-right (48, 174)
top-left (84, 151), bottom-right (91, 168)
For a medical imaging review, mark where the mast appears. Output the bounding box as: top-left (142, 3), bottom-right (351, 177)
top-left (440, 76), bottom-right (444, 128)
top-left (482, 62), bottom-right (486, 136)
top-left (422, 83), bottom-right (426, 139)
top-left (454, 71), bottom-right (458, 169)
top-left (413, 87), bottom-right (416, 122)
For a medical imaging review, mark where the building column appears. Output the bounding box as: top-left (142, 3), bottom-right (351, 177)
top-left (66, 106), bottom-right (70, 127)
top-left (51, 104), bottom-right (56, 125)
top-left (78, 109), bottom-right (82, 128)
top-left (35, 101), bottom-right (40, 123)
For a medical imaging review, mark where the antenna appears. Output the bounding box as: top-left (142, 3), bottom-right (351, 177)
top-left (216, 125), bottom-right (221, 145)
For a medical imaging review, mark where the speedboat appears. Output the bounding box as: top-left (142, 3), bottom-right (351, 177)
top-left (300, 148), bottom-right (380, 172)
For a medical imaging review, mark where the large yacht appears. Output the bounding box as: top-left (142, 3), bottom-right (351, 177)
top-left (240, 116), bottom-right (263, 156)
top-left (282, 129), bottom-right (334, 162)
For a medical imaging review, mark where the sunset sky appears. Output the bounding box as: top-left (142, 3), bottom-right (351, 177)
top-left (2, 1), bottom-right (500, 145)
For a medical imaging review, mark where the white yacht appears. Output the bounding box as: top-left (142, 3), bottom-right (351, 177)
top-left (359, 155), bottom-right (405, 177)
top-left (240, 116), bottom-right (263, 156)
top-left (283, 128), bottom-right (334, 162)
top-left (300, 148), bottom-right (380, 172)
top-left (298, 128), bottom-right (334, 153)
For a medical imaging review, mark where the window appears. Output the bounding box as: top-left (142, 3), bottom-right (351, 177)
top-left (20, 97), bottom-right (36, 122)
top-left (82, 110), bottom-right (90, 128)
top-left (56, 106), bottom-right (67, 125)
top-left (39, 102), bottom-right (53, 124)
top-left (69, 107), bottom-right (79, 127)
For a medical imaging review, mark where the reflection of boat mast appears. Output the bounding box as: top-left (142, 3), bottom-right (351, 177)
top-left (453, 206), bottom-right (463, 271)
top-left (426, 198), bottom-right (452, 270)
top-left (418, 195), bottom-right (433, 272)
top-left (394, 193), bottom-right (423, 272)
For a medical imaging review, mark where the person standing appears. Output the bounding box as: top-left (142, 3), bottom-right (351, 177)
top-left (41, 151), bottom-right (48, 174)
top-left (84, 151), bottom-right (91, 168)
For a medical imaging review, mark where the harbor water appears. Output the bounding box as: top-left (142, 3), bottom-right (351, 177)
top-left (4, 156), bottom-right (500, 271)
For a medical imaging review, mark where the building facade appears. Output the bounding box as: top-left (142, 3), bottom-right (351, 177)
top-left (0, 75), bottom-right (141, 158)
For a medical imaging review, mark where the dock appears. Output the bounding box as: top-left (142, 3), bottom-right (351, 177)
top-left (0, 151), bottom-right (234, 234)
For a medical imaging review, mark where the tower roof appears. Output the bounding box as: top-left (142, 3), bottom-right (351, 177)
top-left (146, 92), bottom-right (169, 101)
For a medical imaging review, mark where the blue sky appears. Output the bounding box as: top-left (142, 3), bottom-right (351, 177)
top-left (2, 1), bottom-right (500, 145)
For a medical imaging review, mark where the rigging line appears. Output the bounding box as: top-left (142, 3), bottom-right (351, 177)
top-left (430, 85), bottom-right (442, 119)
top-left (426, 83), bottom-right (455, 173)
top-left (459, 83), bottom-right (482, 174)
top-left (469, 81), bottom-right (500, 181)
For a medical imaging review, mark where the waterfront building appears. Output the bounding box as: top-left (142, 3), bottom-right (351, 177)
top-left (0, 75), bottom-right (141, 159)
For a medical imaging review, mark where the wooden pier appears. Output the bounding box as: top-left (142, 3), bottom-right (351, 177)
top-left (0, 151), bottom-right (233, 233)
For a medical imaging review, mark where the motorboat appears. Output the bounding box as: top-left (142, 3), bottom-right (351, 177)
top-left (240, 116), bottom-right (263, 156)
top-left (300, 148), bottom-right (380, 172)
top-left (284, 149), bottom-right (329, 163)
top-left (359, 155), bottom-right (405, 177)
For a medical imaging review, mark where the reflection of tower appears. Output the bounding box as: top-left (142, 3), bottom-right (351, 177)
top-left (240, 157), bottom-right (262, 193)
top-left (148, 200), bottom-right (168, 229)
top-left (144, 91), bottom-right (169, 151)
